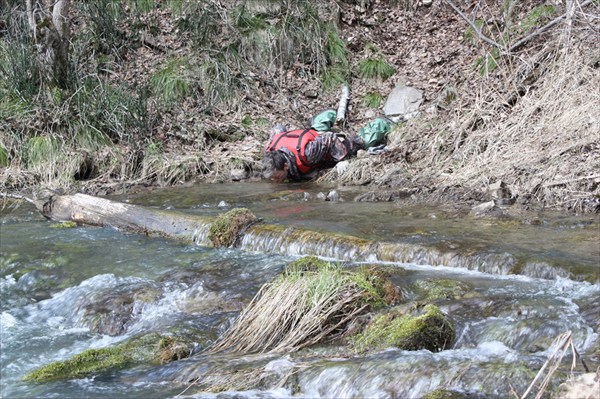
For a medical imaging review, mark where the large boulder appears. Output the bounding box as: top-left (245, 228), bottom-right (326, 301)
top-left (383, 84), bottom-right (423, 119)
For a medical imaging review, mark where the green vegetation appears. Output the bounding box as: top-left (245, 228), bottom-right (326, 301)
top-left (208, 208), bottom-right (258, 247)
top-left (361, 92), bottom-right (383, 109)
top-left (0, 145), bottom-right (10, 167)
top-left (23, 332), bottom-right (196, 382)
top-left (357, 45), bottom-right (395, 81)
top-left (352, 304), bottom-right (455, 353)
top-left (519, 5), bottom-right (556, 32)
top-left (0, 0), bottom-right (351, 190)
top-left (321, 29), bottom-right (350, 90)
top-left (150, 58), bottom-right (192, 106)
top-left (357, 57), bottom-right (395, 81)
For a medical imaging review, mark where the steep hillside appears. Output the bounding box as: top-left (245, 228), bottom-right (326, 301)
top-left (1, 0), bottom-right (598, 212)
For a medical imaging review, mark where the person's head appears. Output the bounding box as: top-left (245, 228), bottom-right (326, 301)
top-left (262, 150), bottom-right (289, 182)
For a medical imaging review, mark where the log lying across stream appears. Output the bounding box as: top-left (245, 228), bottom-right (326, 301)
top-left (39, 194), bottom-right (595, 282)
top-left (41, 193), bottom-right (213, 243)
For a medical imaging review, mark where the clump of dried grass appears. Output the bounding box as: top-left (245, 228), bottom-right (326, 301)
top-left (384, 35), bottom-right (599, 211)
top-left (208, 259), bottom-right (394, 354)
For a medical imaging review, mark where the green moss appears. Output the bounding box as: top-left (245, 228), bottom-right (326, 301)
top-left (352, 304), bottom-right (455, 353)
top-left (23, 333), bottom-right (195, 383)
top-left (422, 389), bottom-right (464, 399)
top-left (208, 208), bottom-right (257, 247)
top-left (49, 221), bottom-right (78, 229)
top-left (0, 144), bottom-right (8, 167)
top-left (348, 267), bottom-right (402, 308)
top-left (413, 278), bottom-right (473, 301)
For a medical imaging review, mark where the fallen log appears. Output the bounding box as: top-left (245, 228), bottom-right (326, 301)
top-left (41, 193), bottom-right (214, 243)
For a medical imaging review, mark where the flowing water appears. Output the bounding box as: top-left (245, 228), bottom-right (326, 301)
top-left (1, 182), bottom-right (599, 398)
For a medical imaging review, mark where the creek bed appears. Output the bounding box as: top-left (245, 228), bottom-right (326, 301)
top-left (1, 183), bottom-right (598, 398)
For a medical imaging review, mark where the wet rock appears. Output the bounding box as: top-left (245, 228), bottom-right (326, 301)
top-left (521, 261), bottom-right (571, 280)
top-left (352, 304), bottom-right (455, 353)
top-left (470, 200), bottom-right (506, 218)
top-left (230, 168), bottom-right (248, 181)
top-left (488, 180), bottom-right (515, 205)
top-left (326, 190), bottom-right (340, 201)
top-left (383, 84), bottom-right (423, 119)
top-left (217, 200), bottom-right (229, 208)
top-left (354, 190), bottom-right (410, 202)
top-left (80, 284), bottom-right (160, 336)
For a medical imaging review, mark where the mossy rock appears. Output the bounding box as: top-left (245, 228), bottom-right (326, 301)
top-left (413, 278), bottom-right (474, 301)
top-left (421, 389), bottom-right (464, 399)
top-left (352, 304), bottom-right (455, 353)
top-left (23, 332), bottom-right (196, 383)
top-left (208, 208), bottom-right (257, 247)
top-left (49, 221), bottom-right (78, 229)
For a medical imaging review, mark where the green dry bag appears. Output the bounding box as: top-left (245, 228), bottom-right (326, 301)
top-left (358, 118), bottom-right (392, 149)
top-left (310, 110), bottom-right (337, 132)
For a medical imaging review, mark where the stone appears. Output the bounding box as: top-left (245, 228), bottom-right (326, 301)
top-left (303, 89), bottom-right (318, 99)
top-left (230, 168), bottom-right (248, 181)
top-left (470, 200), bottom-right (496, 216)
top-left (336, 161), bottom-right (349, 174)
top-left (326, 190), bottom-right (340, 202)
top-left (383, 85), bottom-right (423, 118)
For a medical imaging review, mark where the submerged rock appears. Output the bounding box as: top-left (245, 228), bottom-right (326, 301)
top-left (413, 278), bottom-right (475, 301)
top-left (352, 304), bottom-right (455, 353)
top-left (79, 283), bottom-right (160, 336)
top-left (422, 389), bottom-right (464, 399)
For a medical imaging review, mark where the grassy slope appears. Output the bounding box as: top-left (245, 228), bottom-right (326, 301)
top-left (1, 0), bottom-right (598, 212)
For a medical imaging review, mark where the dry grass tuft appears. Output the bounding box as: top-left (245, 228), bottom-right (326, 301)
top-left (208, 261), bottom-right (393, 354)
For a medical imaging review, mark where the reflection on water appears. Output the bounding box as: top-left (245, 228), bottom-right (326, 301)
top-left (1, 183), bottom-right (598, 398)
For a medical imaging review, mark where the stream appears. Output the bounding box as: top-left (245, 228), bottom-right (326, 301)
top-left (1, 182), bottom-right (599, 398)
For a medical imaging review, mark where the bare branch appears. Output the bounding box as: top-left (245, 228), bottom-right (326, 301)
top-left (444, 0), bottom-right (506, 51)
top-left (508, 0), bottom-right (594, 52)
top-left (25, 0), bottom-right (37, 41)
top-left (52, 0), bottom-right (71, 39)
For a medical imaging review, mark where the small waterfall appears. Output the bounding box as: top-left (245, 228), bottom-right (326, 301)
top-left (238, 224), bottom-right (575, 280)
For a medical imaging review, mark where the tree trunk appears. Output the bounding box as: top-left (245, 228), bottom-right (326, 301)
top-left (26, 0), bottom-right (71, 88)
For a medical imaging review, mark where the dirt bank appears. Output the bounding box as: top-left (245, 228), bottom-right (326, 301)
top-left (1, 0), bottom-right (598, 213)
